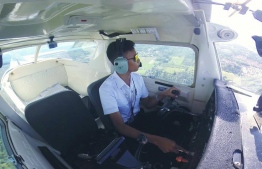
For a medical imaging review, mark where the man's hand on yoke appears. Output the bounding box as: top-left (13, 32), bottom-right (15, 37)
top-left (162, 87), bottom-right (180, 99)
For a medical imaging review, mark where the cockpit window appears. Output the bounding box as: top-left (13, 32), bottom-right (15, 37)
top-left (216, 42), bottom-right (262, 94)
top-left (38, 41), bottom-right (97, 62)
top-left (0, 123), bottom-right (17, 169)
top-left (0, 40), bottom-right (98, 79)
top-left (5, 46), bottom-right (36, 69)
top-left (135, 44), bottom-right (196, 86)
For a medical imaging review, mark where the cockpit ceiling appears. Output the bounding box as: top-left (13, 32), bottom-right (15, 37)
top-left (0, 0), bottom-right (198, 42)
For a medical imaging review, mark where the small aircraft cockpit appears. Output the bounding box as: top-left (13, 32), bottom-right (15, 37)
top-left (0, 1), bottom-right (261, 169)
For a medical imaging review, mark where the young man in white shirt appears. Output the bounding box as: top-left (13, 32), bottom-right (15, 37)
top-left (99, 40), bottom-right (189, 154)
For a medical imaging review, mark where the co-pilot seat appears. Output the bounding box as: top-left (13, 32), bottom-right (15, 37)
top-left (24, 90), bottom-right (140, 169)
top-left (25, 91), bottom-right (102, 166)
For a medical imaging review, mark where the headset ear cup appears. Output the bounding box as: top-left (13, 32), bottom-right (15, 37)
top-left (114, 57), bottom-right (128, 74)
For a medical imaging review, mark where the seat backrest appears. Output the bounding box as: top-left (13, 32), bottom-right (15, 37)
top-left (9, 59), bottom-right (68, 101)
top-left (87, 75), bottom-right (115, 132)
top-left (25, 90), bottom-right (98, 156)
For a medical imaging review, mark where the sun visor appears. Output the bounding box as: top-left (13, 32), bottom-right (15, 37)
top-left (120, 33), bottom-right (158, 42)
top-left (64, 15), bottom-right (100, 27)
top-left (99, 28), bottom-right (159, 41)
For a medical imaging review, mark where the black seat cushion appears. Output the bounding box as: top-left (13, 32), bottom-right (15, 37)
top-left (25, 90), bottom-right (98, 156)
top-left (87, 76), bottom-right (115, 132)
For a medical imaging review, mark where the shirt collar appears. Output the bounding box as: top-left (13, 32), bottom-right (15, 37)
top-left (112, 71), bottom-right (134, 89)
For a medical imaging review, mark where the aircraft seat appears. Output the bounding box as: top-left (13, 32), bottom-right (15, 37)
top-left (24, 90), bottom-right (140, 169)
top-left (87, 75), bottom-right (115, 133)
top-left (25, 91), bottom-right (99, 156)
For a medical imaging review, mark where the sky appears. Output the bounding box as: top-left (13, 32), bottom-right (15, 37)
top-left (210, 0), bottom-right (262, 52)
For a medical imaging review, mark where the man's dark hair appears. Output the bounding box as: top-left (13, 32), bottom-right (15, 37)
top-left (106, 40), bottom-right (135, 64)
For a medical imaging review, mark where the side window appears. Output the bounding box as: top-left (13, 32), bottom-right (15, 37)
top-left (0, 124), bottom-right (17, 169)
top-left (216, 42), bottom-right (262, 94)
top-left (0, 54), bottom-right (12, 79)
top-left (67, 41), bottom-right (97, 63)
top-left (0, 46), bottom-right (37, 78)
top-left (38, 41), bottom-right (97, 63)
top-left (136, 44), bottom-right (196, 86)
top-left (5, 46), bottom-right (36, 68)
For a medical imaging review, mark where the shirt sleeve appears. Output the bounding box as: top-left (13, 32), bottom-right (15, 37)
top-left (139, 75), bottom-right (149, 98)
top-left (99, 81), bottom-right (119, 115)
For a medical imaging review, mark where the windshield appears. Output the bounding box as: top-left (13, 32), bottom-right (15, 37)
top-left (212, 1), bottom-right (262, 94)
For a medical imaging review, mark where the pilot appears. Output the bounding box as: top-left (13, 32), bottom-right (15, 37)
top-left (99, 39), bottom-right (189, 154)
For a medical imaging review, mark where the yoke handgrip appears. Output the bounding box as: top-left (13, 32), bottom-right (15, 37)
top-left (171, 90), bottom-right (180, 96)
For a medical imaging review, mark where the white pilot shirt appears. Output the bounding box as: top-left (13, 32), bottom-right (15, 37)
top-left (99, 72), bottom-right (149, 123)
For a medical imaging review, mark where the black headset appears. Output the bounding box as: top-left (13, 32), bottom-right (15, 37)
top-left (114, 38), bottom-right (128, 74)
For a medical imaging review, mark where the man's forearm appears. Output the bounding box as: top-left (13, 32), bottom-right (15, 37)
top-left (115, 123), bottom-right (161, 146)
top-left (116, 123), bottom-right (144, 139)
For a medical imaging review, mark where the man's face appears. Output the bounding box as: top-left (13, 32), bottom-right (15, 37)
top-left (124, 49), bottom-right (140, 72)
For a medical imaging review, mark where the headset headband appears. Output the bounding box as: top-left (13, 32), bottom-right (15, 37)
top-left (116, 38), bottom-right (126, 57)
